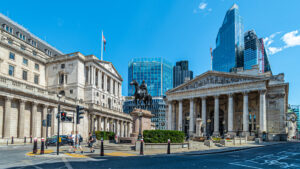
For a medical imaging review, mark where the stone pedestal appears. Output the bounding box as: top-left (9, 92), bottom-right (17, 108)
top-left (130, 108), bottom-right (154, 139)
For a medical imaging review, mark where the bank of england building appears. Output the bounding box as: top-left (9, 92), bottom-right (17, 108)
top-left (0, 14), bottom-right (132, 142)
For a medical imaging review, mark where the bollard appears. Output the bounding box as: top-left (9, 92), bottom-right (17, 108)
top-left (33, 138), bottom-right (37, 154)
top-left (40, 138), bottom-right (45, 155)
top-left (11, 136), bottom-right (14, 144)
top-left (30, 136), bottom-right (32, 143)
top-left (167, 139), bottom-right (171, 154)
top-left (100, 137), bottom-right (104, 156)
top-left (24, 137), bottom-right (26, 144)
top-left (140, 139), bottom-right (144, 155)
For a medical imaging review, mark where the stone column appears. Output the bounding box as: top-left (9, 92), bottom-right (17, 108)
top-left (88, 65), bottom-right (91, 85)
top-left (104, 117), bottom-right (107, 131)
top-left (31, 102), bottom-right (38, 138)
top-left (178, 100), bottom-right (183, 131)
top-left (128, 122), bottom-right (131, 137)
top-left (42, 105), bottom-right (48, 138)
top-left (168, 102), bottom-right (172, 130)
top-left (124, 122), bottom-right (127, 137)
top-left (4, 96), bottom-right (12, 138)
top-left (51, 107), bottom-right (57, 136)
top-left (243, 92), bottom-right (249, 136)
top-left (259, 90), bottom-right (267, 133)
top-left (201, 97), bottom-right (206, 136)
top-left (120, 121), bottom-right (124, 137)
top-left (19, 99), bottom-right (26, 138)
top-left (115, 119), bottom-right (119, 135)
top-left (98, 116), bottom-right (102, 131)
top-left (213, 95), bottom-right (220, 136)
top-left (228, 94), bottom-right (234, 136)
top-left (189, 99), bottom-right (194, 136)
top-left (98, 71), bottom-right (102, 90)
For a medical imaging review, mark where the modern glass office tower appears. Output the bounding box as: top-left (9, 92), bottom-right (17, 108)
top-left (123, 96), bottom-right (167, 130)
top-left (291, 105), bottom-right (300, 133)
top-left (173, 60), bottom-right (193, 88)
top-left (244, 30), bottom-right (271, 73)
top-left (213, 4), bottom-right (244, 72)
top-left (128, 57), bottom-right (173, 97)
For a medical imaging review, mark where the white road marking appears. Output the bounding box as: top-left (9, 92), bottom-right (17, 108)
top-left (62, 157), bottom-right (73, 169)
top-left (229, 162), bottom-right (263, 169)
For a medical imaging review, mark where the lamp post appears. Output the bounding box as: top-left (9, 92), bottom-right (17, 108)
top-left (56, 94), bottom-right (62, 155)
top-left (138, 111), bottom-right (143, 140)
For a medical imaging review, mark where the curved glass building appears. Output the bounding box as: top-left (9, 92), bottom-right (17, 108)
top-left (213, 4), bottom-right (244, 72)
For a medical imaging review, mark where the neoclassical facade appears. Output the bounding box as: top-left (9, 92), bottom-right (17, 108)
top-left (166, 70), bottom-right (289, 141)
top-left (0, 14), bottom-right (132, 142)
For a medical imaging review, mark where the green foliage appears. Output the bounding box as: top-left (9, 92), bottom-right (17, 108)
top-left (143, 130), bottom-right (185, 143)
top-left (95, 131), bottom-right (115, 140)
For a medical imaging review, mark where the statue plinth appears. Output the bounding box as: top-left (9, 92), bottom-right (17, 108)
top-left (130, 108), bottom-right (154, 138)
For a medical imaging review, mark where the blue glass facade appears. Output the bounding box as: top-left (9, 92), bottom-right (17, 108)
top-left (123, 97), bottom-right (167, 130)
top-left (291, 105), bottom-right (300, 133)
top-left (244, 30), bottom-right (272, 72)
top-left (213, 4), bottom-right (244, 72)
top-left (128, 58), bottom-right (173, 97)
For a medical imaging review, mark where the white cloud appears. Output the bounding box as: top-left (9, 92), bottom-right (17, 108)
top-left (268, 47), bottom-right (283, 55)
top-left (199, 2), bottom-right (207, 10)
top-left (282, 30), bottom-right (300, 48)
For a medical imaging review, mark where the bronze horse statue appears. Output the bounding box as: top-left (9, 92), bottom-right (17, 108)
top-left (130, 80), bottom-right (152, 107)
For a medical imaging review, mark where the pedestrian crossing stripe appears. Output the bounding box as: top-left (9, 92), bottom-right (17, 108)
top-left (64, 153), bottom-right (89, 158)
top-left (104, 152), bottom-right (136, 156)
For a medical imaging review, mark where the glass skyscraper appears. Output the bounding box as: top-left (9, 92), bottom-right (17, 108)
top-left (173, 60), bottom-right (193, 88)
top-left (213, 4), bottom-right (244, 72)
top-left (244, 30), bottom-right (271, 73)
top-left (128, 57), bottom-right (173, 97)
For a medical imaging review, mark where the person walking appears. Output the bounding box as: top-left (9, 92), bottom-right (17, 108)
top-left (75, 131), bottom-right (83, 154)
top-left (87, 132), bottom-right (95, 153)
top-left (69, 131), bottom-right (76, 153)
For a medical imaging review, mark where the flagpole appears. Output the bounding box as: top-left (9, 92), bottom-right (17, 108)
top-left (101, 30), bottom-right (103, 61)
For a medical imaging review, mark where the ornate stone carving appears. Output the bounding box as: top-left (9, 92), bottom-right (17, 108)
top-left (267, 93), bottom-right (285, 99)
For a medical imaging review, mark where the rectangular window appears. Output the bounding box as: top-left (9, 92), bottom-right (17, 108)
top-left (31, 40), bottom-right (37, 47)
top-left (20, 45), bottom-right (26, 50)
top-left (8, 39), bottom-right (13, 45)
top-left (9, 52), bottom-right (15, 60)
top-left (18, 33), bottom-right (26, 41)
top-left (5, 25), bottom-right (13, 34)
top-left (34, 75), bottom-right (39, 84)
top-left (23, 58), bottom-right (28, 65)
top-left (32, 50), bottom-right (37, 56)
top-left (35, 63), bottom-right (39, 70)
top-left (22, 70), bottom-right (28, 80)
top-left (61, 64), bottom-right (65, 69)
top-left (59, 74), bottom-right (64, 84)
top-left (8, 65), bottom-right (14, 76)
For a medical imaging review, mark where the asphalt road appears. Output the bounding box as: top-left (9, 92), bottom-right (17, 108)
top-left (1, 142), bottom-right (300, 169)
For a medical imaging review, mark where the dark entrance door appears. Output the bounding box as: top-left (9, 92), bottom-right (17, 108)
top-left (208, 109), bottom-right (225, 136)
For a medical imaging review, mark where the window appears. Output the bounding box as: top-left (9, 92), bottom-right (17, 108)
top-left (45, 49), bottom-right (52, 56)
top-left (8, 38), bottom-right (13, 45)
top-left (23, 58), bottom-right (28, 65)
top-left (35, 63), bottom-right (39, 70)
top-left (18, 33), bottom-right (26, 41)
top-left (32, 50), bottom-right (37, 56)
top-left (8, 65), bottom-right (14, 76)
top-left (31, 40), bottom-right (37, 47)
top-left (34, 75), bottom-right (39, 84)
top-left (22, 70), bottom-right (28, 80)
top-left (61, 64), bottom-right (65, 69)
top-left (4, 25), bottom-right (13, 34)
top-left (59, 74), bottom-right (64, 84)
top-left (70, 89), bottom-right (73, 94)
top-left (20, 45), bottom-right (26, 50)
top-left (9, 52), bottom-right (15, 60)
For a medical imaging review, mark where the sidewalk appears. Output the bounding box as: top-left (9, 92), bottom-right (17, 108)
top-left (24, 141), bottom-right (286, 158)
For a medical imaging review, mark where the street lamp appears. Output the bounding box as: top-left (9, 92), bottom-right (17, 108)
top-left (138, 111), bottom-right (143, 140)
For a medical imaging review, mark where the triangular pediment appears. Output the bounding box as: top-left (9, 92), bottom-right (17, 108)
top-left (99, 61), bottom-right (123, 80)
top-left (167, 71), bottom-right (265, 93)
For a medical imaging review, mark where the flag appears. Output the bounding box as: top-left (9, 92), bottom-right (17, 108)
top-left (103, 34), bottom-right (106, 51)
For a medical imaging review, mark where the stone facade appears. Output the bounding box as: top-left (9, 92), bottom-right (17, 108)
top-left (0, 14), bottom-right (132, 142)
top-left (166, 70), bottom-right (289, 141)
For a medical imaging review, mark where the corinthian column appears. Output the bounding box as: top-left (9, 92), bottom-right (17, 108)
top-left (228, 94), bottom-right (235, 136)
top-left (242, 92), bottom-right (250, 136)
top-left (259, 90), bottom-right (267, 133)
top-left (201, 97), bottom-right (206, 136)
top-left (168, 102), bottom-right (172, 130)
top-left (189, 99), bottom-right (194, 136)
top-left (31, 102), bottom-right (38, 138)
top-left (213, 95), bottom-right (220, 136)
top-left (4, 97), bottom-right (12, 138)
top-left (178, 100), bottom-right (183, 131)
top-left (19, 99), bottom-right (26, 138)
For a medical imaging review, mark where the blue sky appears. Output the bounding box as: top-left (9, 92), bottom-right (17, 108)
top-left (1, 0), bottom-right (299, 105)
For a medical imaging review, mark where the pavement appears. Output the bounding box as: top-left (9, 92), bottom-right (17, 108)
top-left (0, 141), bottom-right (299, 168)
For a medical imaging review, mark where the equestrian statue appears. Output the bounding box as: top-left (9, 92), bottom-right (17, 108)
top-left (130, 80), bottom-right (152, 107)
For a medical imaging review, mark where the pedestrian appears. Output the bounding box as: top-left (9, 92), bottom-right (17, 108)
top-left (69, 131), bottom-right (76, 153)
top-left (75, 131), bottom-right (83, 154)
top-left (87, 132), bottom-right (95, 153)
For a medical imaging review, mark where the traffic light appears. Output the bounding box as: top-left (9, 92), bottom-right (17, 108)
top-left (47, 114), bottom-right (52, 126)
top-left (76, 105), bottom-right (84, 124)
top-left (61, 111), bottom-right (67, 122)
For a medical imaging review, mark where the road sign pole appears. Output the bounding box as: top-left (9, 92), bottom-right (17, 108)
top-left (57, 104), bottom-right (60, 155)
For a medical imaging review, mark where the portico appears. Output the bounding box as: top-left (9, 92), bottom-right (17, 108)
top-left (166, 71), bottom-right (288, 141)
